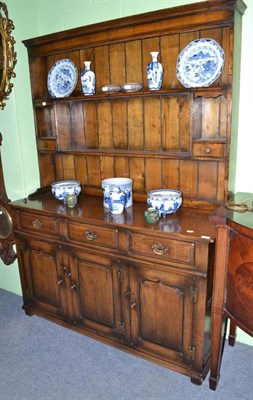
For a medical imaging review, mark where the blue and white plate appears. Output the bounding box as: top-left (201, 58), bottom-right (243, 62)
top-left (176, 38), bottom-right (225, 88)
top-left (47, 59), bottom-right (78, 98)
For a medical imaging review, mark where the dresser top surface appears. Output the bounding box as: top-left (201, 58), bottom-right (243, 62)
top-left (10, 193), bottom-right (224, 242)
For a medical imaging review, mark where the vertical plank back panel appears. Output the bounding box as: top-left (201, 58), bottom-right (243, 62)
top-left (95, 46), bottom-right (110, 89)
top-left (87, 156), bottom-right (101, 187)
top-left (160, 34), bottom-right (180, 89)
top-left (97, 101), bottom-right (113, 149)
top-left (110, 43), bottom-right (126, 85)
top-left (201, 98), bottom-right (220, 139)
top-left (180, 160), bottom-right (198, 198)
top-left (162, 159), bottom-right (180, 190)
top-left (129, 158), bottom-right (145, 193)
top-left (125, 41), bottom-right (143, 83)
top-left (61, 154), bottom-right (75, 180)
top-left (145, 159), bottom-right (162, 192)
top-left (75, 155), bottom-right (88, 186)
top-left (144, 97), bottom-right (161, 150)
top-left (55, 103), bottom-right (72, 150)
top-left (84, 102), bottom-right (99, 149)
top-left (71, 102), bottom-right (85, 149)
top-left (39, 154), bottom-right (56, 186)
top-left (198, 161), bottom-right (218, 200)
top-left (128, 98), bottom-right (144, 150)
top-left (36, 109), bottom-right (52, 137)
top-left (112, 100), bottom-right (127, 149)
top-left (114, 157), bottom-right (129, 178)
top-left (162, 96), bottom-right (180, 152)
top-left (100, 156), bottom-right (115, 180)
top-left (30, 57), bottom-right (47, 98)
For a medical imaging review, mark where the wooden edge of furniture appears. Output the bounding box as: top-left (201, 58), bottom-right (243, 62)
top-left (209, 224), bottom-right (229, 390)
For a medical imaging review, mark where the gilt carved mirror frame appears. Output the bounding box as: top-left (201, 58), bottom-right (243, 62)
top-left (0, 2), bottom-right (16, 264)
top-left (0, 1), bottom-right (17, 109)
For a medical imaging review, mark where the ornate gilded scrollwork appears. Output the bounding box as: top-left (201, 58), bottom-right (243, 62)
top-left (0, 1), bottom-right (17, 109)
top-left (0, 133), bottom-right (16, 265)
top-left (0, 3), bottom-right (17, 264)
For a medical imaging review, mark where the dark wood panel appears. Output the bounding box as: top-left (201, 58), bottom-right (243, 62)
top-left (112, 100), bottom-right (127, 149)
top-left (161, 34), bottom-right (179, 89)
top-left (95, 45), bottom-right (110, 90)
top-left (110, 43), bottom-right (126, 85)
top-left (128, 98), bottom-right (144, 150)
top-left (125, 40), bottom-right (142, 83)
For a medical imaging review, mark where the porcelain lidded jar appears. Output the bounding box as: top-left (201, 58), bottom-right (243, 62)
top-left (108, 186), bottom-right (126, 214)
top-left (146, 51), bottom-right (163, 90)
top-left (81, 61), bottom-right (95, 95)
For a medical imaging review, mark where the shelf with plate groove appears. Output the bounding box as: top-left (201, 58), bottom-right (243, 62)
top-left (33, 85), bottom-right (231, 108)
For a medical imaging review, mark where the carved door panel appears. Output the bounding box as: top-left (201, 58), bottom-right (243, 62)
top-left (17, 237), bottom-right (67, 318)
top-left (129, 264), bottom-right (195, 365)
top-left (69, 249), bottom-right (126, 341)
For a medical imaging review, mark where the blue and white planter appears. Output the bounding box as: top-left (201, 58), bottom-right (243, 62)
top-left (146, 52), bottom-right (163, 90)
top-left (81, 61), bottom-right (95, 95)
top-left (108, 186), bottom-right (126, 214)
top-left (147, 189), bottom-right (182, 217)
top-left (102, 177), bottom-right (133, 208)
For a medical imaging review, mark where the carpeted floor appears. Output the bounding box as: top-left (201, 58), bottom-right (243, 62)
top-left (0, 288), bottom-right (252, 400)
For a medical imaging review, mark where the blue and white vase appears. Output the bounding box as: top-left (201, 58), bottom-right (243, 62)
top-left (81, 61), bottom-right (95, 95)
top-left (146, 51), bottom-right (163, 90)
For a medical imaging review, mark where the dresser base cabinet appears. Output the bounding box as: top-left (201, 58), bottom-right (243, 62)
top-left (10, 195), bottom-right (217, 385)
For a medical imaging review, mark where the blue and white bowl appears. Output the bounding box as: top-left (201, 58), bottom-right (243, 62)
top-left (51, 180), bottom-right (81, 203)
top-left (102, 178), bottom-right (133, 208)
top-left (147, 189), bottom-right (182, 217)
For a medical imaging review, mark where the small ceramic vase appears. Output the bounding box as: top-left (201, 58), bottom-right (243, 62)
top-left (108, 186), bottom-right (126, 214)
top-left (146, 51), bottom-right (163, 90)
top-left (144, 207), bottom-right (160, 224)
top-left (81, 61), bottom-right (95, 95)
top-left (66, 193), bottom-right (78, 208)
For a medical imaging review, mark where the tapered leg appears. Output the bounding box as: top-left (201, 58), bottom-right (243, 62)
top-left (228, 319), bottom-right (237, 346)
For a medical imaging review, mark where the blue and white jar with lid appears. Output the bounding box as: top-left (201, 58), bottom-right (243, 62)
top-left (146, 51), bottom-right (163, 90)
top-left (81, 61), bottom-right (95, 95)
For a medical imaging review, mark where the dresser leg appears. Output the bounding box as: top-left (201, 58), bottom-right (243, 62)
top-left (190, 377), bottom-right (203, 386)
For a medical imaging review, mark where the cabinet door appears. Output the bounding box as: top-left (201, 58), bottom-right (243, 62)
top-left (69, 249), bottom-right (126, 341)
top-left (129, 264), bottom-right (195, 365)
top-left (17, 237), bottom-right (66, 318)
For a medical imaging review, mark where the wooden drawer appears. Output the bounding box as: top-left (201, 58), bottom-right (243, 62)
top-left (19, 212), bottom-right (58, 235)
top-left (192, 141), bottom-right (225, 158)
top-left (129, 232), bottom-right (195, 266)
top-left (68, 221), bottom-right (118, 249)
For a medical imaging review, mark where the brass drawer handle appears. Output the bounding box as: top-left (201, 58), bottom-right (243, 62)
top-left (205, 147), bottom-right (211, 153)
top-left (152, 242), bottom-right (168, 255)
top-left (84, 230), bottom-right (97, 241)
top-left (32, 219), bottom-right (43, 229)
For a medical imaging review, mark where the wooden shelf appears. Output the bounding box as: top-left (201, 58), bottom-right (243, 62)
top-left (34, 86), bottom-right (231, 108)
